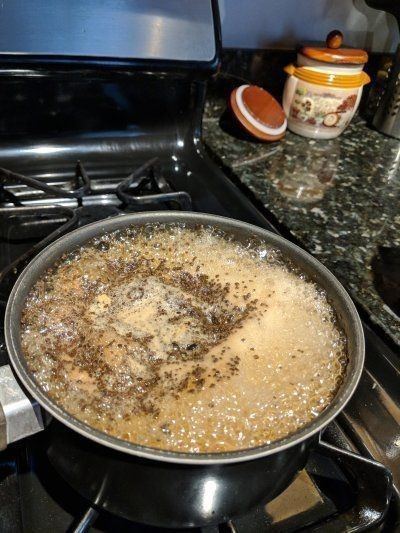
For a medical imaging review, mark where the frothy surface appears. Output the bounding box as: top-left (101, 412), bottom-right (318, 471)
top-left (20, 224), bottom-right (347, 453)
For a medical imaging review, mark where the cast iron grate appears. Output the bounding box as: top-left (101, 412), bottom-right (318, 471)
top-left (0, 157), bottom-right (192, 210)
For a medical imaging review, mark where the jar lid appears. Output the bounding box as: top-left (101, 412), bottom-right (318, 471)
top-left (300, 30), bottom-right (368, 65)
top-left (230, 85), bottom-right (287, 142)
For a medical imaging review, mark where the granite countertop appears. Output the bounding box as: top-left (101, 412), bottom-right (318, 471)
top-left (203, 94), bottom-right (400, 346)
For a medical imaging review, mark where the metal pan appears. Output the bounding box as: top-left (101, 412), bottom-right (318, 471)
top-left (3, 211), bottom-right (364, 527)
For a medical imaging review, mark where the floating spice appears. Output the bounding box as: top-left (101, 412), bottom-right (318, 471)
top-left (20, 224), bottom-right (347, 453)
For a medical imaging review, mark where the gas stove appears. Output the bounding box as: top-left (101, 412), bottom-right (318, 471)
top-left (0, 0), bottom-right (399, 530)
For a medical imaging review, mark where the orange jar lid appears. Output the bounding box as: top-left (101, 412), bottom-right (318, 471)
top-left (230, 85), bottom-right (287, 142)
top-left (300, 30), bottom-right (368, 65)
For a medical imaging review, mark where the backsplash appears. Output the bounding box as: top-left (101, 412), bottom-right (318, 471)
top-left (219, 0), bottom-right (398, 52)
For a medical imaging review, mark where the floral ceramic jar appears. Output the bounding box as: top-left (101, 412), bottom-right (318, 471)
top-left (283, 31), bottom-right (370, 139)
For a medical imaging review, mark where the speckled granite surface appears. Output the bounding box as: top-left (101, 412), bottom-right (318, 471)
top-left (203, 96), bottom-right (400, 346)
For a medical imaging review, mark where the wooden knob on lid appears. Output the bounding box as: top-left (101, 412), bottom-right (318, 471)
top-left (326, 30), bottom-right (343, 49)
top-left (300, 30), bottom-right (367, 64)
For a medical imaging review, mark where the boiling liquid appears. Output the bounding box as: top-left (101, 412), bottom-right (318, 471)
top-left (21, 225), bottom-right (347, 453)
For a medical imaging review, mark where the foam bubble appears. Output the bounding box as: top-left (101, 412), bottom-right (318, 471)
top-left (20, 224), bottom-right (347, 453)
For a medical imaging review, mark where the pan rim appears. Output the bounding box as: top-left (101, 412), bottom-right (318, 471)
top-left (4, 211), bottom-right (365, 465)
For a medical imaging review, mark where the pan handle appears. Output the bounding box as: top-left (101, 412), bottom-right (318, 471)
top-left (0, 364), bottom-right (44, 450)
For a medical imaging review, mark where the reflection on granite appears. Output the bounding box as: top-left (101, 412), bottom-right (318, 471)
top-left (204, 99), bottom-right (400, 345)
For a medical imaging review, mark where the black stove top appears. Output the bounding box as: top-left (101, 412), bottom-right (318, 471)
top-left (0, 153), bottom-right (397, 532)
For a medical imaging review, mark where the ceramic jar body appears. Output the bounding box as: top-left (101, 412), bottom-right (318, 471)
top-left (283, 78), bottom-right (362, 139)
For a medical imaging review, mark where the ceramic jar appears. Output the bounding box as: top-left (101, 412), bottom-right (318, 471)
top-left (283, 31), bottom-right (370, 139)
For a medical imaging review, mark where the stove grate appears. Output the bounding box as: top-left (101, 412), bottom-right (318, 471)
top-left (116, 157), bottom-right (192, 210)
top-left (0, 158), bottom-right (192, 210)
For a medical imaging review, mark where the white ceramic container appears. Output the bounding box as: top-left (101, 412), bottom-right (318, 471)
top-left (283, 31), bottom-right (370, 140)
